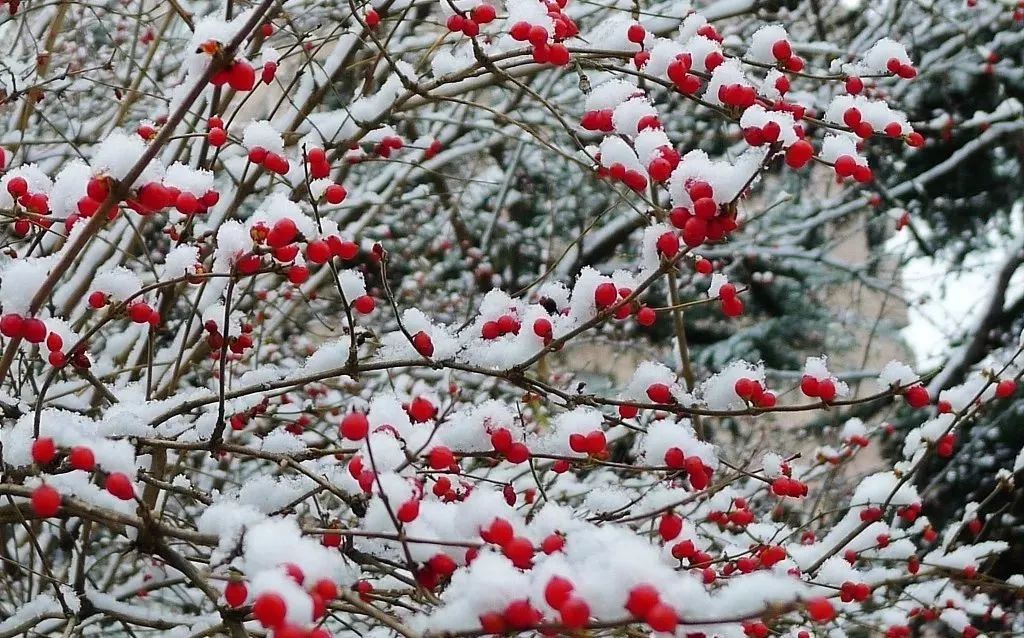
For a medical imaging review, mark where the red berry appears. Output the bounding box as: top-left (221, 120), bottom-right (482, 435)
top-left (548, 43), bottom-right (570, 66)
top-left (407, 397), bottom-right (437, 423)
top-left (248, 146), bottom-right (268, 164)
top-left (771, 40), bottom-right (792, 61)
top-left (904, 385), bottom-right (930, 409)
top-left (31, 437), bottom-right (57, 464)
top-left (353, 295), bottom-right (376, 314)
top-left (22, 318), bottom-right (46, 343)
top-left (656, 232), bottom-right (679, 258)
top-left (86, 292), bottom-right (107, 311)
top-left (996, 379), bottom-right (1017, 398)
top-left (266, 219), bottom-right (298, 249)
top-left (559, 597), bottom-right (590, 629)
top-left (306, 239), bottom-right (331, 264)
top-left (397, 499), bottom-right (420, 522)
top-left (785, 140), bottom-right (814, 168)
top-left (227, 61), bottom-right (256, 92)
top-left (287, 265), bottom-right (309, 284)
top-left (427, 446), bottom-right (455, 470)
top-left (325, 184), bottom-right (347, 204)
top-left (472, 4), bottom-right (496, 24)
top-left (208, 127), bottom-right (227, 146)
top-left (636, 306), bottom-right (656, 327)
top-left (252, 592), bottom-right (287, 628)
top-left (541, 533), bottom-right (565, 554)
top-left (224, 580), bottom-right (248, 607)
top-left (646, 382), bottom-right (673, 404)
top-left (105, 472), bottom-right (135, 500)
top-left (340, 411), bottom-right (369, 440)
top-left (31, 484), bottom-right (61, 517)
top-left (506, 442), bottom-right (530, 464)
top-left (544, 576), bottom-right (574, 608)
top-left (800, 375), bottom-right (819, 397)
top-left (721, 296), bottom-right (744, 317)
top-left (626, 584), bottom-right (660, 618)
top-left (658, 512), bottom-right (683, 540)
top-left (646, 604), bottom-right (678, 632)
top-left (594, 282), bottom-right (617, 309)
top-left (806, 597), bottom-right (836, 623)
top-left (502, 536), bottom-right (535, 568)
top-left (7, 176), bottom-right (29, 197)
top-left (509, 21), bottom-right (531, 41)
top-left (412, 331), bottom-right (434, 357)
top-left (817, 379), bottom-right (837, 402)
top-left (627, 24), bottom-right (646, 44)
top-left (69, 446), bottom-right (96, 471)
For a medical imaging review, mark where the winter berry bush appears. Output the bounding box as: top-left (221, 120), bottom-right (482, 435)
top-left (1, 0), bottom-right (1023, 637)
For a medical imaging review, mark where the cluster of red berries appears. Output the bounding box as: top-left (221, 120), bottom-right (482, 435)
top-left (204, 319), bottom-right (254, 358)
top-left (734, 377), bottom-right (777, 408)
top-left (369, 135), bottom-right (404, 159)
top-left (488, 426), bottom-right (530, 464)
top-left (668, 180), bottom-right (739, 249)
top-left (885, 57), bottom-right (918, 79)
top-left (122, 179), bottom-right (220, 217)
top-left (708, 497), bottom-right (756, 528)
top-left (832, 154), bottom-right (873, 184)
top-left (247, 145), bottom-right (290, 174)
top-left (242, 565), bottom-right (338, 637)
top-left (771, 462), bottom-right (808, 498)
top-left (717, 283), bottom-right (744, 318)
top-left (567, 429), bottom-right (607, 457)
top-left (723, 544), bottom-right (788, 578)
top-left (543, 576), bottom-right (592, 629)
top-left (839, 580), bottom-right (873, 603)
top-left (645, 144), bottom-right (680, 182)
top-left (479, 517), bottom-right (535, 568)
top-left (430, 475), bottom-right (471, 503)
top-left (662, 446), bottom-right (714, 489)
top-left (126, 301), bottom-right (160, 326)
top-left (592, 153), bottom-right (648, 191)
top-left (481, 313), bottom-right (521, 339)
top-left (718, 82), bottom-right (758, 109)
top-left (196, 39), bottom-right (258, 92)
top-left (846, 430), bottom-right (871, 448)
top-left (591, 281), bottom-right (645, 323)
top-left (666, 52), bottom-right (702, 94)
top-left (478, 599), bottom-right (544, 633)
top-left (30, 440), bottom-right (132, 517)
top-left (769, 39), bottom-right (805, 71)
top-left (303, 148), bottom-right (346, 203)
top-left (5, 176), bottom-right (51, 235)
top-left (742, 119), bottom-right (784, 147)
top-left (229, 398), bottom-right (271, 431)
top-left (2, 314), bottom-right (90, 367)
top-left (800, 374), bottom-right (838, 402)
top-left (243, 218), bottom-right (365, 290)
top-left (0, 313), bottom-right (46, 343)
top-left (508, 1), bottom-right (578, 66)
top-left (624, 583), bottom-right (680, 632)
top-left (445, 3), bottom-right (496, 38)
